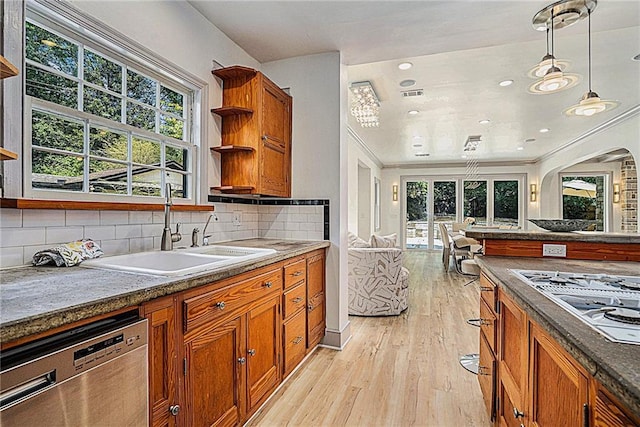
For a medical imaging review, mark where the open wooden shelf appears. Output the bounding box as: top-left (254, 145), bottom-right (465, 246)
top-left (212, 66), bottom-right (257, 81)
top-left (0, 55), bottom-right (18, 80)
top-left (211, 186), bottom-right (255, 194)
top-left (211, 106), bottom-right (253, 116)
top-left (0, 148), bottom-right (19, 161)
top-left (0, 198), bottom-right (214, 211)
top-left (210, 145), bottom-right (255, 154)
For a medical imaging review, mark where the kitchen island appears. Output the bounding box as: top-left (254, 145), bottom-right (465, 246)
top-left (476, 255), bottom-right (640, 425)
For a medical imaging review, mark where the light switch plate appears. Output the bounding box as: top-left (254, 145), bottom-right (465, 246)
top-left (542, 243), bottom-right (566, 257)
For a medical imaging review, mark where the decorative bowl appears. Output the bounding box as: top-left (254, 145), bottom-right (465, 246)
top-left (528, 219), bottom-right (593, 232)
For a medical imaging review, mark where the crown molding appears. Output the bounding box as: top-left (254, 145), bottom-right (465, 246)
top-left (347, 126), bottom-right (383, 169)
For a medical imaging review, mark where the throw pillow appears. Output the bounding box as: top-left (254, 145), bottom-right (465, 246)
top-left (348, 231), bottom-right (371, 248)
top-left (370, 233), bottom-right (397, 248)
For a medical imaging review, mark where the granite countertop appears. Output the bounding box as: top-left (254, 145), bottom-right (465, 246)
top-left (465, 229), bottom-right (640, 243)
top-left (476, 255), bottom-right (640, 417)
top-left (0, 238), bottom-right (330, 344)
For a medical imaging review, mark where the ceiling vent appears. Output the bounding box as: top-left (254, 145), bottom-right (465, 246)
top-left (415, 153), bottom-right (430, 157)
top-left (401, 89), bottom-right (424, 97)
top-left (463, 135), bottom-right (482, 151)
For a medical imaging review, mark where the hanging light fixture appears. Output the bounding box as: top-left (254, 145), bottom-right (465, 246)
top-left (527, 26), bottom-right (571, 79)
top-left (564, 6), bottom-right (619, 116)
top-left (349, 81), bottom-right (380, 128)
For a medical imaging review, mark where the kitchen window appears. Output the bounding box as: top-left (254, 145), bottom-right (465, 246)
top-left (18, 5), bottom-right (203, 204)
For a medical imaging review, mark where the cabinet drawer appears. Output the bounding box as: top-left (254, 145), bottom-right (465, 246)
top-left (284, 259), bottom-right (306, 290)
top-left (283, 310), bottom-right (307, 377)
top-left (480, 273), bottom-right (497, 313)
top-left (283, 283), bottom-right (306, 319)
top-left (184, 268), bottom-right (282, 331)
top-left (480, 297), bottom-right (497, 354)
top-left (307, 292), bottom-right (325, 349)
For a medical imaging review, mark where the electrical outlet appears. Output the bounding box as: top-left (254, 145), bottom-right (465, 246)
top-left (542, 244), bottom-right (566, 257)
top-left (232, 211), bottom-right (242, 226)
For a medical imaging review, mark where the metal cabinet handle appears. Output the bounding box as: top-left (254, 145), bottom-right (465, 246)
top-left (480, 286), bottom-right (493, 292)
top-left (293, 271), bottom-right (303, 277)
top-left (238, 357), bottom-right (246, 365)
top-left (293, 336), bottom-right (303, 345)
top-left (513, 407), bottom-right (524, 419)
top-left (169, 405), bottom-right (180, 416)
top-left (479, 318), bottom-right (492, 326)
top-left (248, 349), bottom-right (256, 356)
top-left (263, 281), bottom-right (273, 288)
top-left (477, 366), bottom-right (491, 376)
top-left (308, 304), bottom-right (314, 312)
top-left (262, 135), bottom-right (268, 141)
top-left (216, 301), bottom-right (226, 310)
top-left (292, 297), bottom-right (303, 303)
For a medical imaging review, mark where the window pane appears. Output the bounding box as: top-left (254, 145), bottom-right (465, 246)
top-left (406, 181), bottom-right (429, 249)
top-left (132, 167), bottom-right (162, 197)
top-left (127, 102), bottom-right (155, 131)
top-left (89, 159), bottom-right (128, 194)
top-left (32, 110), bottom-right (84, 153)
top-left (32, 150), bottom-right (83, 191)
top-left (90, 126), bottom-right (127, 161)
top-left (127, 70), bottom-right (156, 106)
top-left (166, 145), bottom-right (187, 171)
top-left (494, 180), bottom-right (519, 227)
top-left (26, 65), bottom-right (78, 107)
top-left (433, 181), bottom-right (456, 249)
top-left (160, 115), bottom-right (184, 140)
top-left (562, 176), bottom-right (604, 231)
top-left (25, 22), bottom-right (78, 76)
top-left (167, 171), bottom-right (187, 199)
top-left (160, 86), bottom-right (184, 115)
top-left (84, 87), bottom-right (122, 121)
top-left (464, 180), bottom-right (487, 225)
top-left (132, 137), bottom-right (161, 165)
top-left (84, 50), bottom-right (122, 93)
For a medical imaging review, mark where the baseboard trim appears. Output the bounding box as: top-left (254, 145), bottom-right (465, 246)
top-left (320, 321), bottom-right (352, 350)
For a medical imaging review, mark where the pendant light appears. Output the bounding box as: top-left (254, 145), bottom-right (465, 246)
top-left (528, 26), bottom-right (570, 79)
top-left (564, 7), bottom-right (619, 116)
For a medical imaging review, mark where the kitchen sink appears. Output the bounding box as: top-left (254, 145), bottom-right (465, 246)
top-left (81, 246), bottom-right (276, 276)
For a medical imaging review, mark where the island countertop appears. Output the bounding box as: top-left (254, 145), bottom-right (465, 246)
top-left (0, 238), bottom-right (330, 344)
top-left (476, 255), bottom-right (640, 418)
top-left (464, 228), bottom-right (640, 243)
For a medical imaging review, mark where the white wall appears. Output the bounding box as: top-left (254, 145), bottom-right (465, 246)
top-left (262, 52), bottom-right (350, 348)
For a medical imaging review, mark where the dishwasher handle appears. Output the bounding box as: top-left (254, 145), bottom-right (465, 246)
top-left (0, 370), bottom-right (56, 409)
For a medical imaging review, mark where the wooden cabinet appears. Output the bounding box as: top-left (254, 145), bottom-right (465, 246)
top-left (306, 250), bottom-right (326, 349)
top-left (592, 381), bottom-right (640, 427)
top-left (211, 66), bottom-right (292, 197)
top-left (282, 257), bottom-right (308, 378)
top-left (478, 273), bottom-right (498, 420)
top-left (142, 296), bottom-right (182, 427)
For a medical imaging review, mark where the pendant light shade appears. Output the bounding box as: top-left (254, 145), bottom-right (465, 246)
top-left (565, 6), bottom-right (619, 116)
top-left (528, 28), bottom-right (570, 78)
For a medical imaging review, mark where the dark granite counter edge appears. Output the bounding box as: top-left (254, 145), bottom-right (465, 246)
top-left (1, 240), bottom-right (330, 344)
top-left (465, 230), bottom-right (640, 243)
top-left (476, 256), bottom-right (640, 417)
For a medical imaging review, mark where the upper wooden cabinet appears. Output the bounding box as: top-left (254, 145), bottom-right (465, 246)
top-left (211, 66), bottom-right (292, 197)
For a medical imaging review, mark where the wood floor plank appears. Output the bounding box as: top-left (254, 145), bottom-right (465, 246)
top-left (246, 251), bottom-right (491, 426)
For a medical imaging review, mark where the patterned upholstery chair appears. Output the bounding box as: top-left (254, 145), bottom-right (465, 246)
top-left (348, 247), bottom-right (409, 316)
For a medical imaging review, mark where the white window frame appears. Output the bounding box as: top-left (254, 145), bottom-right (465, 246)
top-left (3, 0), bottom-right (208, 205)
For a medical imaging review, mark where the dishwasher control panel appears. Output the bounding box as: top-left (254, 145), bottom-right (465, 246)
top-left (73, 333), bottom-right (124, 366)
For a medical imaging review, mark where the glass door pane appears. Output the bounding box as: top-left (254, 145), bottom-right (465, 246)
top-left (406, 181), bottom-right (429, 249)
top-left (464, 180), bottom-right (487, 225)
top-left (433, 181), bottom-right (456, 249)
top-left (494, 180), bottom-right (519, 227)
top-left (562, 175), bottom-right (605, 231)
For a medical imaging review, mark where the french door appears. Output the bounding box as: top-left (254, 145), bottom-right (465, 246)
top-left (403, 176), bottom-right (523, 250)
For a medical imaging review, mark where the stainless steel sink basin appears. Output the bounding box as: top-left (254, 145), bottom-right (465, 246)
top-left (82, 246), bottom-right (276, 276)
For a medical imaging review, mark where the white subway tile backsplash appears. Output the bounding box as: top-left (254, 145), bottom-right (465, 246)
top-left (101, 211), bottom-right (129, 225)
top-left (152, 212), bottom-right (165, 224)
top-left (84, 226), bottom-right (116, 241)
top-left (130, 237), bottom-right (155, 253)
top-left (173, 212), bottom-right (192, 224)
top-left (100, 239), bottom-right (130, 256)
top-left (1, 247), bottom-right (25, 268)
top-left (0, 209), bottom-right (22, 228)
top-left (23, 210), bottom-right (66, 227)
top-left (115, 224), bottom-right (142, 239)
top-left (66, 210), bottom-right (100, 226)
top-left (46, 227), bottom-right (84, 244)
top-left (141, 224), bottom-right (163, 238)
top-left (128, 211), bottom-right (154, 225)
top-left (1, 228), bottom-right (46, 248)
top-left (291, 231), bottom-right (308, 240)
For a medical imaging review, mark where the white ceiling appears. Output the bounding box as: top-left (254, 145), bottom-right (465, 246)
top-left (189, 1), bottom-right (640, 166)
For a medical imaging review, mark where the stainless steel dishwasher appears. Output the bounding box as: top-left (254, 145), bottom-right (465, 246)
top-left (0, 310), bottom-right (148, 426)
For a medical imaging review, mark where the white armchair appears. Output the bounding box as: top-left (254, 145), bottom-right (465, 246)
top-left (348, 247), bottom-right (409, 316)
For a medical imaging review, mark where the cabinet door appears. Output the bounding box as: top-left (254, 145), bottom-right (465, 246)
top-left (594, 386), bottom-right (640, 427)
top-left (185, 316), bottom-right (246, 427)
top-left (497, 291), bottom-right (528, 427)
top-left (478, 332), bottom-right (496, 421)
top-left (306, 251), bottom-right (326, 349)
top-left (143, 297), bottom-right (180, 427)
top-left (529, 322), bottom-right (589, 427)
top-left (283, 309), bottom-right (307, 378)
top-left (246, 296), bottom-right (281, 414)
top-left (260, 79), bottom-right (291, 197)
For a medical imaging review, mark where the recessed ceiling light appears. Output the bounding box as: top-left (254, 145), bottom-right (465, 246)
top-left (499, 80), bottom-right (514, 87)
top-left (398, 62), bottom-right (413, 70)
top-left (408, 110), bottom-right (419, 115)
top-left (517, 146), bottom-right (524, 151)
top-left (479, 119), bottom-right (490, 124)
top-left (539, 128), bottom-right (550, 133)
top-left (400, 79), bottom-right (416, 87)
top-left (525, 138), bottom-right (536, 143)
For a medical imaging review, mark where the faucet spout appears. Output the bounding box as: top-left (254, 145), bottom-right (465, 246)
top-left (161, 183), bottom-right (181, 250)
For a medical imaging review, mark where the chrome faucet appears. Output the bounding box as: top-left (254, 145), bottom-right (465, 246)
top-left (202, 213), bottom-right (215, 246)
top-left (161, 183), bottom-right (182, 251)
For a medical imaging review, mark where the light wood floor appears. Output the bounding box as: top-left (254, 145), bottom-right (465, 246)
top-left (247, 251), bottom-right (491, 427)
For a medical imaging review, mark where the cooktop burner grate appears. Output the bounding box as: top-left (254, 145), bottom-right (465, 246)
top-left (603, 308), bottom-right (640, 325)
